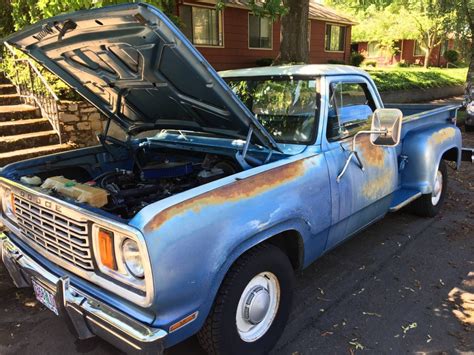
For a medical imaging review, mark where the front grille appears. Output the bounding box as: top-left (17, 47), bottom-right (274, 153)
top-left (13, 194), bottom-right (94, 271)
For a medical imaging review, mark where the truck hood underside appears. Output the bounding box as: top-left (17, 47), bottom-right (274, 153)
top-left (5, 3), bottom-right (278, 150)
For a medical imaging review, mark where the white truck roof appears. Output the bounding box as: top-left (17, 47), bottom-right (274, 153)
top-left (219, 64), bottom-right (370, 78)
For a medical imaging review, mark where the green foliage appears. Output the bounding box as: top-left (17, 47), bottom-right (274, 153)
top-left (255, 58), bottom-right (274, 67)
top-left (366, 67), bottom-right (467, 92)
top-left (327, 59), bottom-right (345, 65)
top-left (350, 52), bottom-right (365, 67)
top-left (396, 60), bottom-right (410, 67)
top-left (364, 60), bottom-right (377, 67)
top-left (444, 49), bottom-right (460, 64)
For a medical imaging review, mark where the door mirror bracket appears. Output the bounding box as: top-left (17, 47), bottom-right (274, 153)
top-left (336, 108), bottom-right (403, 183)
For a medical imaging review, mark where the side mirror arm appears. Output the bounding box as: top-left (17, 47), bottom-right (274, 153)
top-left (336, 129), bottom-right (388, 183)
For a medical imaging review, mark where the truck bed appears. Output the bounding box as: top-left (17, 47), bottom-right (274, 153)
top-left (385, 103), bottom-right (460, 141)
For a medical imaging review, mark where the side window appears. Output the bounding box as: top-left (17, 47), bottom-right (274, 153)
top-left (326, 82), bottom-right (376, 141)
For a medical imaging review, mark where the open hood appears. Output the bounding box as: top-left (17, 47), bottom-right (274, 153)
top-left (6, 3), bottom-right (278, 150)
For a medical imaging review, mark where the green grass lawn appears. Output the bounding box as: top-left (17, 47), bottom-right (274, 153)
top-left (365, 67), bottom-right (468, 92)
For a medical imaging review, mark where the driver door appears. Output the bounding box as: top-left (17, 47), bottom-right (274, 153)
top-left (324, 77), bottom-right (398, 250)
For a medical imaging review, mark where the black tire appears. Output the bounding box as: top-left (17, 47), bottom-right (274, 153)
top-left (411, 160), bottom-right (448, 217)
top-left (197, 244), bottom-right (294, 355)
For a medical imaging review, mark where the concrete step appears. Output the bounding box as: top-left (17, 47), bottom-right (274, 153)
top-left (0, 104), bottom-right (40, 121)
top-left (0, 84), bottom-right (16, 95)
top-left (0, 130), bottom-right (59, 153)
top-left (0, 118), bottom-right (52, 136)
top-left (0, 143), bottom-right (74, 167)
top-left (0, 94), bottom-right (22, 105)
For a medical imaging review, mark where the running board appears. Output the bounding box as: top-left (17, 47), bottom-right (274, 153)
top-left (389, 189), bottom-right (422, 212)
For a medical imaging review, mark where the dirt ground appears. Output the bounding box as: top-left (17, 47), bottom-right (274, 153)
top-left (0, 132), bottom-right (472, 355)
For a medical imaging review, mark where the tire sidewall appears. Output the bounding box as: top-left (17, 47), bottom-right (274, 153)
top-left (431, 159), bottom-right (448, 210)
top-left (217, 247), bottom-right (294, 355)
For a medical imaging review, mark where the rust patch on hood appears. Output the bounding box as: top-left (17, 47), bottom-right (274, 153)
top-left (356, 135), bottom-right (385, 167)
top-left (429, 127), bottom-right (456, 145)
top-left (144, 159), bottom-right (307, 232)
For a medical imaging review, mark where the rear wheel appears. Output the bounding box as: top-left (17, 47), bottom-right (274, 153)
top-left (411, 160), bottom-right (448, 217)
top-left (197, 244), bottom-right (294, 355)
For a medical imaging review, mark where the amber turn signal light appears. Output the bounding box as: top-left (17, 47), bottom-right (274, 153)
top-left (98, 229), bottom-right (116, 270)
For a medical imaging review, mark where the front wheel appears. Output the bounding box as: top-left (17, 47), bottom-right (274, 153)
top-left (411, 160), bottom-right (448, 217)
top-left (197, 244), bottom-right (294, 355)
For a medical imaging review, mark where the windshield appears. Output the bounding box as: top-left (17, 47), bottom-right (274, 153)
top-left (225, 77), bottom-right (319, 144)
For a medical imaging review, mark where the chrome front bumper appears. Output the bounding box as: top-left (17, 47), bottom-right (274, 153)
top-left (0, 233), bottom-right (166, 354)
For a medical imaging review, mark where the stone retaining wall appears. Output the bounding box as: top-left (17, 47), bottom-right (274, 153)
top-left (58, 100), bottom-right (106, 147)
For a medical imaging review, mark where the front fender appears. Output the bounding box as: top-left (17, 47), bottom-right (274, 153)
top-left (401, 124), bottom-right (461, 194)
top-left (129, 153), bottom-right (332, 347)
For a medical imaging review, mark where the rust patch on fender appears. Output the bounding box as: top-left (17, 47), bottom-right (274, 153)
top-left (429, 127), bottom-right (456, 145)
top-left (356, 135), bottom-right (385, 168)
top-left (144, 159), bottom-right (307, 232)
top-left (362, 171), bottom-right (393, 200)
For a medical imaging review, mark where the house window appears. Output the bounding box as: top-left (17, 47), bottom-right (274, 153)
top-left (179, 5), bottom-right (223, 47)
top-left (249, 14), bottom-right (272, 49)
top-left (414, 40), bottom-right (424, 56)
top-left (325, 24), bottom-right (345, 52)
top-left (367, 41), bottom-right (381, 57)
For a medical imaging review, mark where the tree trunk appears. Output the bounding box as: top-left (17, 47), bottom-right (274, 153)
top-left (423, 48), bottom-right (431, 68)
top-left (466, 42), bottom-right (474, 102)
top-left (275, 0), bottom-right (309, 64)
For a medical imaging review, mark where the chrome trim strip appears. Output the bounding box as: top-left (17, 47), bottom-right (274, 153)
top-left (0, 177), bottom-right (154, 307)
top-left (1, 234), bottom-right (165, 353)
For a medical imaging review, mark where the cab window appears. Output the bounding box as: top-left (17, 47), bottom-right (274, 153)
top-left (327, 82), bottom-right (376, 141)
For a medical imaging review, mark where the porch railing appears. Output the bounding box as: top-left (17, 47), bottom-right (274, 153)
top-left (1, 42), bottom-right (62, 143)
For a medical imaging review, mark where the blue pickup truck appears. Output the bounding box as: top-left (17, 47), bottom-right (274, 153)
top-left (0, 4), bottom-right (472, 354)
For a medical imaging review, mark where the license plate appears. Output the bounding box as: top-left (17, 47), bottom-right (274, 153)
top-left (32, 279), bottom-right (59, 316)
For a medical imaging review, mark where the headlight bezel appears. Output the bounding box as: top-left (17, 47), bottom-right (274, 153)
top-left (92, 224), bottom-right (149, 292)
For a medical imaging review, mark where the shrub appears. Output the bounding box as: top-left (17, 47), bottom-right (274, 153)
top-left (444, 50), bottom-right (459, 64)
top-left (396, 60), bottom-right (410, 68)
top-left (327, 59), bottom-right (346, 65)
top-left (255, 58), bottom-right (274, 67)
top-left (350, 52), bottom-right (365, 67)
top-left (364, 60), bottom-right (377, 67)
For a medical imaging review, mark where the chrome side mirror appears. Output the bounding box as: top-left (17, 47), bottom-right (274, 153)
top-left (370, 108), bottom-right (403, 147)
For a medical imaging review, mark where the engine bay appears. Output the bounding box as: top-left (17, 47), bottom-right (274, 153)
top-left (19, 150), bottom-right (240, 219)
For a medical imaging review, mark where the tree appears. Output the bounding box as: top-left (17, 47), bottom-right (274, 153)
top-left (247, 0), bottom-right (310, 64)
top-left (275, 0), bottom-right (309, 64)
top-left (456, 0), bottom-right (474, 102)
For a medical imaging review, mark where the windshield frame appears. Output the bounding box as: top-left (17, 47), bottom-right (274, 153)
top-left (223, 75), bottom-right (321, 145)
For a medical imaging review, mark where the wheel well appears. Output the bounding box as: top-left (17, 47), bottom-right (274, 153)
top-left (265, 230), bottom-right (304, 271)
top-left (442, 147), bottom-right (459, 163)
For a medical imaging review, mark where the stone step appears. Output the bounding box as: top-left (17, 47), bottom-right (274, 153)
top-left (0, 94), bottom-right (22, 105)
top-left (0, 118), bottom-right (52, 136)
top-left (0, 84), bottom-right (16, 95)
top-left (0, 130), bottom-right (59, 153)
top-left (0, 143), bottom-right (74, 167)
top-left (0, 104), bottom-right (40, 121)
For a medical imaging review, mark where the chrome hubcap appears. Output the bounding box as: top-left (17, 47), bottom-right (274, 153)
top-left (431, 170), bottom-right (443, 205)
top-left (236, 272), bottom-right (280, 342)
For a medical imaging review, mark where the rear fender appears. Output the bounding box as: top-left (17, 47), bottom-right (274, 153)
top-left (401, 124), bottom-right (461, 194)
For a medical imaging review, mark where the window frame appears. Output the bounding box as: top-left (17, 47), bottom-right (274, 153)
top-left (180, 3), bottom-right (224, 48)
top-left (413, 40), bottom-right (424, 57)
top-left (248, 13), bottom-right (273, 50)
top-left (325, 23), bottom-right (346, 53)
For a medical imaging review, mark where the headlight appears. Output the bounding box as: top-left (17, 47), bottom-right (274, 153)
top-left (122, 238), bottom-right (144, 278)
top-left (467, 102), bottom-right (474, 115)
top-left (1, 187), bottom-right (16, 221)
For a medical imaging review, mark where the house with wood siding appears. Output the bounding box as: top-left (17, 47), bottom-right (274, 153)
top-left (354, 38), bottom-right (457, 67)
top-left (174, 0), bottom-right (356, 71)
